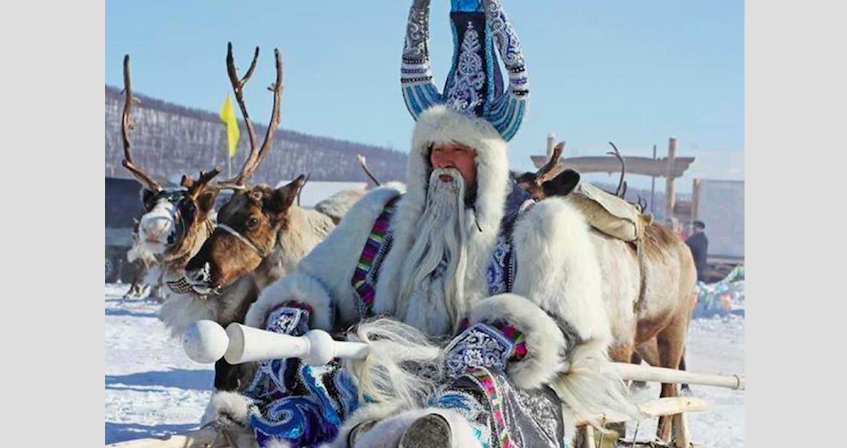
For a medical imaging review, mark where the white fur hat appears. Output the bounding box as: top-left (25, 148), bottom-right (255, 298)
top-left (400, 105), bottom-right (511, 248)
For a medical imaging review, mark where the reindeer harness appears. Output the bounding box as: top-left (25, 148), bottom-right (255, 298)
top-left (215, 223), bottom-right (271, 258)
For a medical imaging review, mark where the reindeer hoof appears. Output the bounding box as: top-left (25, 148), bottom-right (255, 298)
top-left (399, 414), bottom-right (451, 448)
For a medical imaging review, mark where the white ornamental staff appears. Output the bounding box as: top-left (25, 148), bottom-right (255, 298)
top-left (183, 320), bottom-right (369, 366)
top-left (183, 320), bottom-right (745, 391)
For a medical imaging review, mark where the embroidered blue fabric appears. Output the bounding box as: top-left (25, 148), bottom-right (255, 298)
top-left (249, 363), bottom-right (359, 448)
top-left (486, 182), bottom-right (533, 295)
top-left (428, 387), bottom-right (493, 448)
top-left (443, 322), bottom-right (515, 378)
top-left (401, 0), bottom-right (528, 141)
top-left (452, 0), bottom-right (484, 12)
top-left (427, 367), bottom-right (567, 448)
top-left (430, 320), bottom-right (566, 448)
top-left (430, 321), bottom-right (565, 447)
top-left (241, 305), bottom-right (360, 448)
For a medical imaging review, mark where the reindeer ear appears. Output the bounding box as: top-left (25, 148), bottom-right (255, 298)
top-left (140, 188), bottom-right (156, 208)
top-left (266, 174), bottom-right (308, 216)
top-left (181, 175), bottom-right (195, 188)
top-left (197, 189), bottom-right (219, 214)
top-left (542, 169), bottom-right (581, 198)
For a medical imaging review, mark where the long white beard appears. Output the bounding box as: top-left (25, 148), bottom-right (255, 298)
top-left (396, 168), bottom-right (471, 337)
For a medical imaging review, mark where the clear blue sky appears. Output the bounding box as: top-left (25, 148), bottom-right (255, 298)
top-left (106, 0), bottom-right (743, 192)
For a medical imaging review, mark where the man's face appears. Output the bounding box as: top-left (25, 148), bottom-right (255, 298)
top-left (430, 142), bottom-right (477, 187)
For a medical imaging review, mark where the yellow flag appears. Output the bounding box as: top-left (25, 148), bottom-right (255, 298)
top-left (219, 94), bottom-right (240, 158)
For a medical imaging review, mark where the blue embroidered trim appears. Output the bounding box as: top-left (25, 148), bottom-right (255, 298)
top-left (443, 323), bottom-right (515, 378)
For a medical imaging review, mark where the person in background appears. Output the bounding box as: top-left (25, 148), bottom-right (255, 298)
top-left (686, 220), bottom-right (709, 281)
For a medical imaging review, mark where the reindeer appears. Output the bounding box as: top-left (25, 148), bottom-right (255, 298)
top-left (519, 141), bottom-right (697, 441)
top-left (122, 44), bottom-right (367, 391)
top-left (122, 219), bottom-right (159, 300)
top-left (150, 43), bottom-right (359, 391)
top-left (182, 171), bottom-right (359, 389)
top-left (120, 55), bottom-right (222, 303)
top-left (141, 42), bottom-right (283, 347)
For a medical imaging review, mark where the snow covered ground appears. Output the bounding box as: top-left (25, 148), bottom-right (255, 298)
top-left (105, 284), bottom-right (745, 446)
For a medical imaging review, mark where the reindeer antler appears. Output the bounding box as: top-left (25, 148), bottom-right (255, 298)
top-left (357, 154), bottom-right (381, 186)
top-left (121, 55), bottom-right (163, 192)
top-left (607, 141), bottom-right (626, 198)
top-left (185, 168), bottom-right (222, 199)
top-left (512, 141), bottom-right (566, 200)
top-left (218, 43), bottom-right (285, 189)
top-left (536, 141), bottom-right (566, 184)
top-left (636, 194), bottom-right (648, 213)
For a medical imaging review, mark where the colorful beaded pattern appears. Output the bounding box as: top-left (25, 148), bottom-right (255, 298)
top-left (351, 196), bottom-right (400, 318)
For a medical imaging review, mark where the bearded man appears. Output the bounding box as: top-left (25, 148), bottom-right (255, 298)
top-left (201, 1), bottom-right (632, 447)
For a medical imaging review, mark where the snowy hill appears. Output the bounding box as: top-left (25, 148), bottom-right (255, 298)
top-left (105, 86), bottom-right (408, 185)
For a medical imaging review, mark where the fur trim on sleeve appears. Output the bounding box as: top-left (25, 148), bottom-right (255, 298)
top-left (469, 294), bottom-right (567, 390)
top-left (245, 273), bottom-right (334, 331)
top-left (200, 390), bottom-right (253, 428)
top-left (328, 400), bottom-right (409, 448)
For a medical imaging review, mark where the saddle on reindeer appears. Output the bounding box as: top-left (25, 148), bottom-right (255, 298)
top-left (197, 1), bottom-right (638, 447)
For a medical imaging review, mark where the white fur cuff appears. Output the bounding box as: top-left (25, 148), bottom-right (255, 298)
top-left (200, 390), bottom-right (253, 428)
top-left (245, 273), bottom-right (334, 331)
top-left (330, 401), bottom-right (408, 448)
top-left (335, 405), bottom-right (482, 448)
top-left (469, 294), bottom-right (568, 390)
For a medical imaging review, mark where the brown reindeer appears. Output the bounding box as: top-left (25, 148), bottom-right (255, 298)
top-left (185, 175), bottom-right (337, 293)
top-left (120, 55), bottom-right (221, 300)
top-left (166, 44), bottom-right (356, 391)
top-left (144, 43), bottom-right (284, 393)
top-left (519, 141), bottom-right (697, 441)
top-left (183, 174), bottom-right (347, 390)
top-left (124, 46), bottom-right (362, 391)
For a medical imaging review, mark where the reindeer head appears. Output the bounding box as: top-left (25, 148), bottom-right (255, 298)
top-left (514, 141), bottom-right (581, 200)
top-left (136, 171), bottom-right (221, 258)
top-left (185, 176), bottom-right (306, 293)
top-left (120, 55), bottom-right (221, 260)
top-left (180, 43), bottom-right (287, 294)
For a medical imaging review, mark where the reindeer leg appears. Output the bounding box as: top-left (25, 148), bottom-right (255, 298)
top-left (633, 338), bottom-right (661, 390)
top-left (606, 343), bottom-right (634, 441)
top-left (629, 350), bottom-right (648, 390)
top-left (655, 316), bottom-right (687, 443)
top-left (679, 349), bottom-right (691, 394)
top-left (608, 342), bottom-right (634, 365)
top-left (214, 358), bottom-right (239, 391)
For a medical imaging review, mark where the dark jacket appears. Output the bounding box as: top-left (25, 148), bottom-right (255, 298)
top-left (686, 232), bottom-right (709, 281)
